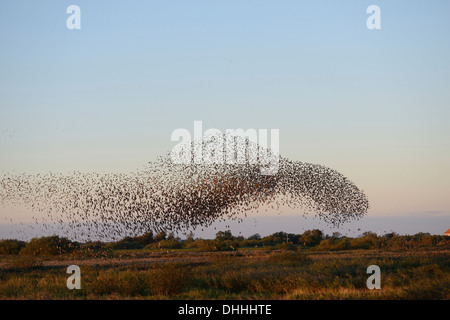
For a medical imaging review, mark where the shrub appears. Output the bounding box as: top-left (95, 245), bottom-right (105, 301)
top-left (248, 233), bottom-right (261, 241)
top-left (262, 231), bottom-right (287, 246)
top-left (145, 238), bottom-right (183, 250)
top-left (216, 240), bottom-right (239, 251)
top-left (350, 235), bottom-right (377, 249)
top-left (240, 239), bottom-right (262, 247)
top-left (71, 241), bottom-right (113, 258)
top-left (315, 238), bottom-right (351, 251)
top-left (215, 230), bottom-right (234, 241)
top-left (194, 239), bottom-right (239, 251)
top-left (81, 241), bottom-right (107, 251)
top-left (209, 240), bottom-right (239, 251)
top-left (191, 239), bottom-right (213, 251)
top-left (19, 236), bottom-right (79, 256)
top-left (135, 231), bottom-right (154, 246)
top-left (0, 239), bottom-right (26, 255)
top-left (299, 229), bottom-right (324, 247)
top-left (108, 237), bottom-right (144, 250)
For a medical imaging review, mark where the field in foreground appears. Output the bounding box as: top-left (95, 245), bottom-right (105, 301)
top-left (0, 247), bottom-right (449, 300)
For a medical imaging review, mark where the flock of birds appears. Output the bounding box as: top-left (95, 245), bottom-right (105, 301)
top-left (0, 139), bottom-right (369, 242)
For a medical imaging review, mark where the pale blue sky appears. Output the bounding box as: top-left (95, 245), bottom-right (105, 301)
top-left (1, 1), bottom-right (450, 226)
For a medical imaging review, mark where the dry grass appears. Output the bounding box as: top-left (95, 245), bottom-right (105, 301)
top-left (0, 248), bottom-right (448, 299)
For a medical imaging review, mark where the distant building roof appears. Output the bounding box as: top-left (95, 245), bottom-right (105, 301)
top-left (444, 229), bottom-right (450, 235)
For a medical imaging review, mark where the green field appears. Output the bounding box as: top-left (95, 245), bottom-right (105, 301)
top-left (1, 245), bottom-right (449, 299)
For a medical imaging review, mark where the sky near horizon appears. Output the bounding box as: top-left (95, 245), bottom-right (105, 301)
top-left (1, 1), bottom-right (449, 231)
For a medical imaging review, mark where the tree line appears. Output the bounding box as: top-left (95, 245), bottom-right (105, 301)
top-left (0, 229), bottom-right (448, 256)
